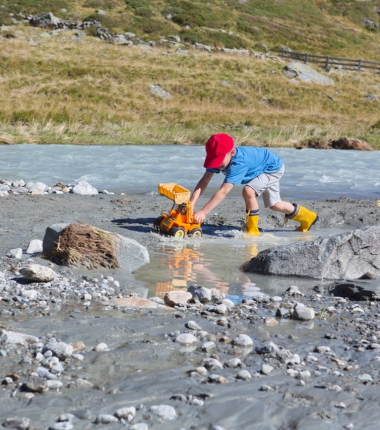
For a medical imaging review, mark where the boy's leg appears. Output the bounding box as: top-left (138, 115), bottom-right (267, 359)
top-left (242, 185), bottom-right (260, 236)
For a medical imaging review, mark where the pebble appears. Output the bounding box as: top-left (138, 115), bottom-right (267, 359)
top-left (236, 369), bottom-right (251, 380)
top-left (261, 364), bottom-right (274, 375)
top-left (176, 333), bottom-right (197, 345)
top-left (115, 407), bottom-right (136, 420)
top-left (94, 342), bottom-right (110, 352)
top-left (231, 334), bottom-right (253, 347)
top-left (186, 320), bottom-right (202, 330)
top-left (150, 404), bottom-right (177, 420)
top-left (95, 414), bottom-right (119, 424)
top-left (201, 341), bottom-right (215, 352)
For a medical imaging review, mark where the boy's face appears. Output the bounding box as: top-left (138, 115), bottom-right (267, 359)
top-left (216, 148), bottom-right (235, 170)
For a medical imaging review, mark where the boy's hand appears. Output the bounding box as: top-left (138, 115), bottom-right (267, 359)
top-left (194, 210), bottom-right (206, 223)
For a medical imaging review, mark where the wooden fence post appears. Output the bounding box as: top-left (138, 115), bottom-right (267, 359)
top-left (280, 47), bottom-right (284, 57)
top-left (304, 52), bottom-right (309, 64)
top-left (325, 55), bottom-right (330, 69)
top-left (357, 59), bottom-right (362, 72)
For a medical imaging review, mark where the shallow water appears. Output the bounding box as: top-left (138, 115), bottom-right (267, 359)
top-left (135, 226), bottom-right (351, 302)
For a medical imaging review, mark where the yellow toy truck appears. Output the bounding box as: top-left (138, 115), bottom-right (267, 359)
top-left (154, 183), bottom-right (202, 238)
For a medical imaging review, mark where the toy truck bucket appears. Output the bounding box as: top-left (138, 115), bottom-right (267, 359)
top-left (158, 183), bottom-right (191, 204)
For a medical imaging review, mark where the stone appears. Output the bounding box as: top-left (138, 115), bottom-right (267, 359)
top-left (365, 94), bottom-right (378, 101)
top-left (26, 239), bottom-right (43, 254)
top-left (255, 342), bottom-right (279, 354)
top-left (20, 264), bottom-right (56, 282)
top-left (27, 182), bottom-right (48, 193)
top-left (236, 370), bottom-right (251, 380)
top-left (94, 342), bottom-right (109, 352)
top-left (293, 304), bottom-right (315, 320)
top-left (72, 181), bottom-right (98, 195)
top-left (187, 285), bottom-right (212, 302)
top-left (329, 281), bottom-right (380, 301)
top-left (201, 341), bottom-right (215, 352)
top-left (0, 329), bottom-right (38, 347)
top-left (42, 223), bottom-right (69, 255)
top-left (242, 226), bottom-right (380, 280)
top-left (186, 320), bottom-right (202, 330)
top-left (95, 415), bottom-right (118, 424)
top-left (176, 333), bottom-right (197, 345)
top-left (231, 334), bottom-right (253, 348)
top-left (45, 340), bottom-right (73, 359)
top-left (261, 364), bottom-right (274, 375)
top-left (225, 358), bottom-right (242, 368)
top-left (2, 417), bottom-right (30, 430)
top-left (202, 357), bottom-right (223, 370)
top-left (164, 291), bottom-right (192, 307)
top-left (6, 248), bottom-right (22, 259)
top-left (214, 304), bottom-right (228, 315)
top-left (24, 375), bottom-right (48, 392)
top-left (285, 61), bottom-right (334, 85)
top-left (150, 85), bottom-right (172, 100)
top-left (115, 406), bottom-right (136, 420)
top-left (30, 12), bottom-right (60, 28)
top-left (150, 405), bottom-right (177, 420)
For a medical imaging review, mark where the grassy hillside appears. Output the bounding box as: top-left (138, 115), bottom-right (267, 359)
top-left (1, 0), bottom-right (380, 147)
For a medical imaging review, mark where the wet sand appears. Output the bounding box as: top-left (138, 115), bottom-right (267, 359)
top-left (1, 193), bottom-right (380, 429)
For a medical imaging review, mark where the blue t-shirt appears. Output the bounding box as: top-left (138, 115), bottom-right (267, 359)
top-left (206, 147), bottom-right (283, 184)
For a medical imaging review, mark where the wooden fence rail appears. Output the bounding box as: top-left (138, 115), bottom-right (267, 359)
top-left (279, 49), bottom-right (380, 74)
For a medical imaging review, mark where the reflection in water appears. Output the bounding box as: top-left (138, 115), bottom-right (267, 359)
top-left (135, 228), bottom-right (352, 300)
top-left (155, 245), bottom-right (201, 297)
top-left (154, 242), bottom-right (260, 297)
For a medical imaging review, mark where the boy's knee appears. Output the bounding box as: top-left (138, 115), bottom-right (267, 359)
top-left (243, 185), bottom-right (257, 197)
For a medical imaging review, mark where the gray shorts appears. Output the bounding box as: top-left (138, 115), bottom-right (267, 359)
top-left (245, 166), bottom-right (285, 208)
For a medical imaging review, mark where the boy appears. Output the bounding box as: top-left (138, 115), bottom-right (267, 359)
top-left (190, 133), bottom-right (318, 236)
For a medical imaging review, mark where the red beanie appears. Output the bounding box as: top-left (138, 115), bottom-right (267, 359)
top-left (203, 133), bottom-right (234, 169)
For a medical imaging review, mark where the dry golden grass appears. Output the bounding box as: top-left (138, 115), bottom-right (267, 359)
top-left (1, 25), bottom-right (380, 148)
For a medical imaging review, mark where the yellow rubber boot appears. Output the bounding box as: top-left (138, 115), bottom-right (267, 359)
top-left (288, 204), bottom-right (318, 232)
top-left (245, 210), bottom-right (260, 236)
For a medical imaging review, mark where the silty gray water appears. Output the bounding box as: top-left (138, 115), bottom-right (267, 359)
top-left (1, 145), bottom-right (379, 300)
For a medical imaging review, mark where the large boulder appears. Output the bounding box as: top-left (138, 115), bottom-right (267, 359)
top-left (43, 223), bottom-right (149, 272)
top-left (241, 226), bottom-right (380, 280)
top-left (285, 61), bottom-right (334, 86)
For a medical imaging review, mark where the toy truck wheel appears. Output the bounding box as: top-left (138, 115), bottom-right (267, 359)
top-left (188, 228), bottom-right (202, 238)
top-left (153, 216), bottom-right (164, 232)
top-left (170, 226), bottom-right (186, 238)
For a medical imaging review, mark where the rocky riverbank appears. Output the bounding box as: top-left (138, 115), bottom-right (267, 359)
top-left (1, 186), bottom-right (380, 429)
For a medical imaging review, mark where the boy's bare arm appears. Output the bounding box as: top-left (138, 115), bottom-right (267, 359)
top-left (194, 182), bottom-right (234, 223)
top-left (190, 171), bottom-right (214, 207)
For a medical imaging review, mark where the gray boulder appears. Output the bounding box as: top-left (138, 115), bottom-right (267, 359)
top-left (30, 12), bottom-right (60, 28)
top-left (43, 223), bottom-right (70, 255)
top-left (242, 226), bottom-right (380, 280)
top-left (285, 61), bottom-right (334, 86)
